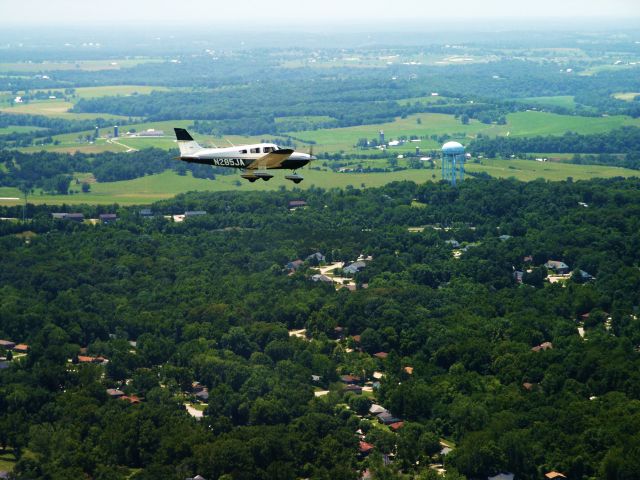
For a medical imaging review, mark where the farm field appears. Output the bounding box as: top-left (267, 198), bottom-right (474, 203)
top-left (0, 58), bottom-right (162, 73)
top-left (465, 158), bottom-right (638, 181)
top-left (613, 92), bottom-right (640, 102)
top-left (0, 158), bottom-right (636, 206)
top-left (15, 109), bottom-right (640, 156)
top-left (0, 99), bottom-right (129, 120)
top-left (285, 111), bottom-right (640, 154)
top-left (516, 96), bottom-right (577, 109)
top-left (72, 85), bottom-right (172, 99)
top-left (0, 125), bottom-right (47, 134)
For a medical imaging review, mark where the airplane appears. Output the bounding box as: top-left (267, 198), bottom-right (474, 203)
top-left (173, 128), bottom-right (315, 183)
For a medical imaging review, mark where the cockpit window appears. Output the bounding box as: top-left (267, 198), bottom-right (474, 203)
top-left (263, 146), bottom-right (274, 153)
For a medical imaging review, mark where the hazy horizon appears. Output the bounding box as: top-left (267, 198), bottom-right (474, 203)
top-left (1, 0), bottom-right (639, 27)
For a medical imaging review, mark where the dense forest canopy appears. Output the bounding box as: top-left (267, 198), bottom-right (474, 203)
top-left (1, 177), bottom-right (640, 479)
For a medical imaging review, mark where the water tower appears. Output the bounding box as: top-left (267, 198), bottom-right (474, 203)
top-left (441, 141), bottom-right (465, 186)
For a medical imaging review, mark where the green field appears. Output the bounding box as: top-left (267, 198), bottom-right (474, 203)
top-left (0, 125), bottom-right (47, 135)
top-left (288, 111), bottom-right (640, 154)
top-left (72, 85), bottom-right (171, 99)
top-left (466, 158), bottom-right (637, 181)
top-left (292, 113), bottom-right (501, 153)
top-left (517, 96), bottom-right (577, 109)
top-left (506, 111), bottom-right (640, 136)
top-left (0, 158), bottom-right (637, 206)
top-left (17, 109), bottom-right (640, 156)
top-left (1, 99), bottom-right (128, 120)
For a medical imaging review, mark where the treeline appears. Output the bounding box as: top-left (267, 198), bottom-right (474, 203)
top-left (0, 149), bottom-right (232, 191)
top-left (469, 126), bottom-right (640, 167)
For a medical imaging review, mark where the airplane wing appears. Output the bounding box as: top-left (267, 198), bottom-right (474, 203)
top-left (246, 149), bottom-right (294, 170)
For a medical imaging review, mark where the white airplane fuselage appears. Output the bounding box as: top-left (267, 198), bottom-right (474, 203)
top-left (174, 128), bottom-right (314, 183)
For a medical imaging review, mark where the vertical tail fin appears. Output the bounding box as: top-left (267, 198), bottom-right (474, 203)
top-left (174, 128), bottom-right (202, 156)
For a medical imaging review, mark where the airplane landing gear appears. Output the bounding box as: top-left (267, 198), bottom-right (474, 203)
top-left (285, 172), bottom-right (304, 184)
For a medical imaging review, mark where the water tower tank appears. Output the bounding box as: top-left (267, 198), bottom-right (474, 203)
top-left (441, 141), bottom-right (465, 186)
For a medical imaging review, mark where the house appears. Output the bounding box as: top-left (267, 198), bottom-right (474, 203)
top-left (195, 389), bottom-right (209, 402)
top-left (186, 475), bottom-right (207, 480)
top-left (344, 261), bottom-right (366, 274)
top-left (139, 208), bottom-right (154, 217)
top-left (13, 344), bottom-right (28, 353)
top-left (545, 260), bottom-right (570, 274)
top-left (66, 213), bottom-right (85, 222)
top-left (120, 395), bottom-right (141, 404)
top-left (99, 213), bottom-right (117, 224)
top-left (404, 366), bottom-right (414, 375)
top-left (523, 255), bottom-right (533, 263)
top-left (522, 382), bottom-right (534, 391)
top-left (185, 210), bottom-right (207, 218)
top-left (332, 326), bottom-right (344, 340)
top-left (545, 472), bottom-right (567, 479)
top-left (52, 213), bottom-right (84, 221)
top-left (376, 412), bottom-right (401, 425)
top-left (286, 259), bottom-right (304, 271)
top-left (306, 252), bottom-right (326, 263)
top-left (369, 404), bottom-right (388, 415)
top-left (389, 421), bottom-right (404, 431)
top-left (288, 200), bottom-right (307, 209)
top-left (440, 445), bottom-right (452, 456)
top-left (344, 384), bottom-right (363, 394)
top-left (341, 375), bottom-right (361, 384)
top-left (487, 473), bottom-right (514, 480)
top-left (311, 375), bottom-right (321, 382)
top-left (579, 270), bottom-right (595, 281)
top-left (513, 271), bottom-right (524, 284)
top-left (531, 341), bottom-right (553, 352)
top-left (0, 340), bottom-right (15, 350)
top-left (374, 352), bottom-right (388, 360)
top-left (311, 274), bottom-right (333, 283)
top-left (352, 335), bottom-right (361, 344)
top-left (445, 239), bottom-right (460, 248)
top-left (77, 355), bottom-right (95, 363)
top-left (191, 381), bottom-right (205, 393)
top-left (106, 388), bottom-right (125, 398)
top-left (359, 441), bottom-right (375, 455)
top-left (499, 234), bottom-right (512, 241)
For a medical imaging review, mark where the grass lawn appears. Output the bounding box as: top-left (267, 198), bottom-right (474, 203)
top-left (0, 449), bottom-right (17, 472)
top-left (0, 157), bottom-right (637, 206)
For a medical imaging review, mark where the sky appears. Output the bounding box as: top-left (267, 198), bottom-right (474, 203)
top-left (1, 0), bottom-right (639, 27)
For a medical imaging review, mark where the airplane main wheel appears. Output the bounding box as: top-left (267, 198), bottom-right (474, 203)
top-left (261, 177), bottom-right (271, 181)
top-left (248, 178), bottom-right (257, 183)
top-left (292, 179), bottom-right (303, 184)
